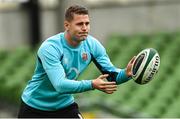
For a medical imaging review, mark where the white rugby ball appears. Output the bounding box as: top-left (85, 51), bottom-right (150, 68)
top-left (132, 48), bottom-right (160, 84)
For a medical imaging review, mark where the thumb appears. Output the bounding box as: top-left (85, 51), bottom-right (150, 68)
top-left (127, 56), bottom-right (136, 69)
top-left (126, 56), bottom-right (136, 77)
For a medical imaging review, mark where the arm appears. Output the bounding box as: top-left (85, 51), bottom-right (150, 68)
top-left (38, 44), bottom-right (93, 94)
top-left (91, 39), bottom-right (134, 85)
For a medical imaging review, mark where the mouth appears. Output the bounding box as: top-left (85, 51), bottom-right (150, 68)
top-left (79, 32), bottom-right (88, 36)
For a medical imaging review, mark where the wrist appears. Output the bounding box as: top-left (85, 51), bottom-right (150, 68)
top-left (91, 80), bottom-right (95, 90)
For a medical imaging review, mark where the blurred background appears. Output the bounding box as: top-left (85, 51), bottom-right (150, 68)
top-left (0, 0), bottom-right (180, 118)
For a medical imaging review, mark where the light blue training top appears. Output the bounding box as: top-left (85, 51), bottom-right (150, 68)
top-left (21, 32), bottom-right (131, 111)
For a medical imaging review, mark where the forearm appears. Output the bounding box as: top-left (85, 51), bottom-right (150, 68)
top-left (46, 68), bottom-right (94, 94)
top-left (116, 69), bottom-right (132, 85)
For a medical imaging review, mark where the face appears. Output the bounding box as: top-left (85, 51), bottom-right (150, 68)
top-left (64, 14), bottom-right (90, 42)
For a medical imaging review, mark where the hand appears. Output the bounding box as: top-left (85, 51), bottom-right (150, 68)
top-left (92, 74), bottom-right (117, 94)
top-left (126, 56), bottom-right (136, 77)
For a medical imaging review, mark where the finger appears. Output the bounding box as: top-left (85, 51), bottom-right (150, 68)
top-left (127, 56), bottom-right (136, 71)
top-left (102, 81), bottom-right (116, 85)
top-left (130, 56), bottom-right (136, 64)
top-left (103, 84), bottom-right (117, 88)
top-left (100, 89), bottom-right (116, 94)
top-left (99, 84), bottom-right (117, 90)
top-left (105, 90), bottom-right (116, 94)
top-left (99, 85), bottom-right (116, 90)
top-left (104, 88), bottom-right (117, 91)
top-left (98, 74), bottom-right (109, 79)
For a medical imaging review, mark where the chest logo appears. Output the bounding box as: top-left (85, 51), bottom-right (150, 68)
top-left (82, 53), bottom-right (88, 61)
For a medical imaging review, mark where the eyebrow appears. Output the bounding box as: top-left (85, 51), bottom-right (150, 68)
top-left (76, 22), bottom-right (90, 25)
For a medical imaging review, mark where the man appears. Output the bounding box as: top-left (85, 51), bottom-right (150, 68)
top-left (18, 5), bottom-right (135, 118)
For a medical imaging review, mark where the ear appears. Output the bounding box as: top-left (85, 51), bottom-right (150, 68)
top-left (64, 21), bottom-right (70, 31)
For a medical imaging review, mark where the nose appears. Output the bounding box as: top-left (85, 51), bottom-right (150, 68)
top-left (82, 24), bottom-right (87, 31)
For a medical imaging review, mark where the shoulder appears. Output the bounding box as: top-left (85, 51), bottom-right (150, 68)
top-left (85, 35), bottom-right (106, 56)
top-left (45, 33), bottom-right (63, 47)
top-left (38, 33), bottom-right (64, 57)
top-left (86, 35), bottom-right (104, 48)
top-left (86, 35), bottom-right (100, 43)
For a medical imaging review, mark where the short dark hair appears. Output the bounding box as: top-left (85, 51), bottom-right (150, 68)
top-left (65, 5), bottom-right (89, 22)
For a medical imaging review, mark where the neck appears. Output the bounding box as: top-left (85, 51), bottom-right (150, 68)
top-left (65, 31), bottom-right (80, 47)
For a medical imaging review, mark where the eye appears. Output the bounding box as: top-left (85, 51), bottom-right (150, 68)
top-left (76, 22), bottom-right (83, 26)
top-left (85, 22), bottom-right (89, 26)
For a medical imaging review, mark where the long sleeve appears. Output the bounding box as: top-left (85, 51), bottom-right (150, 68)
top-left (90, 38), bottom-right (131, 85)
top-left (38, 43), bottom-right (93, 94)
